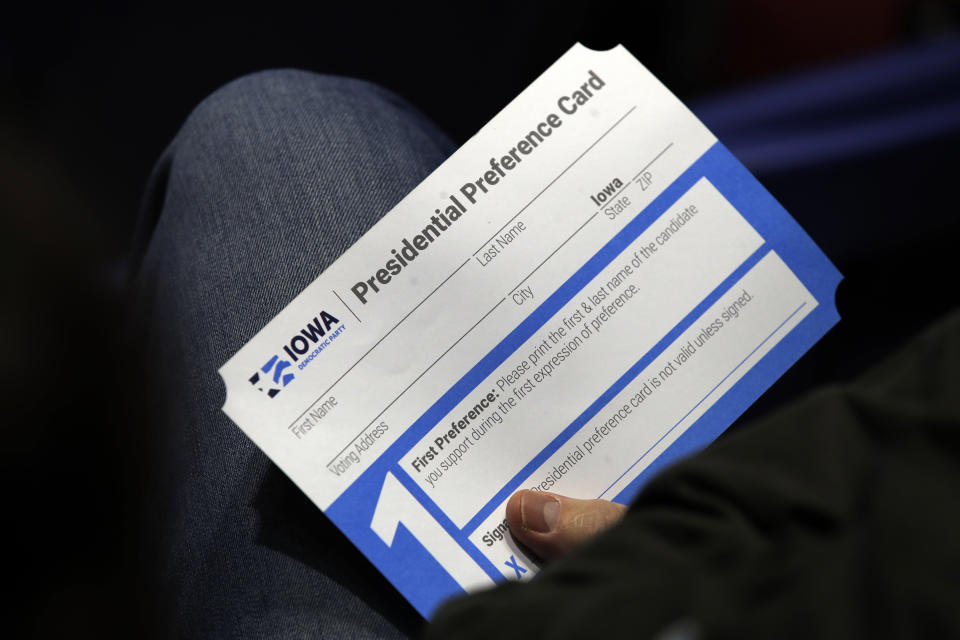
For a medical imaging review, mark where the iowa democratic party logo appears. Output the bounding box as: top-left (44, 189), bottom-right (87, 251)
top-left (249, 355), bottom-right (295, 398)
top-left (249, 310), bottom-right (343, 398)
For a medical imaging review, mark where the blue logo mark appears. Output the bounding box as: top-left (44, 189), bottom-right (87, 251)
top-left (249, 354), bottom-right (295, 398)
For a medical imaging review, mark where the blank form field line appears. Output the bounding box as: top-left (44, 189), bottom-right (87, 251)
top-left (288, 258), bottom-right (471, 430)
top-left (509, 210), bottom-right (601, 295)
top-left (632, 143), bottom-right (674, 183)
top-left (472, 105), bottom-right (638, 256)
top-left (325, 296), bottom-right (509, 467)
top-left (598, 300), bottom-right (808, 498)
top-left (508, 172), bottom-right (632, 296)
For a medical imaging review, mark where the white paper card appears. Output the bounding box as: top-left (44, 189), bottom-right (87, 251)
top-left (220, 44), bottom-right (841, 616)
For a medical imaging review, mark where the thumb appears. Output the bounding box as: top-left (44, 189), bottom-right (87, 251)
top-left (506, 490), bottom-right (627, 562)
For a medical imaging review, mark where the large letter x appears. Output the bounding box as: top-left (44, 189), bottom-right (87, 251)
top-left (504, 554), bottom-right (527, 579)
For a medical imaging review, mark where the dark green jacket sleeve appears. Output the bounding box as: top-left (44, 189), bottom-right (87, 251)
top-left (424, 310), bottom-right (960, 639)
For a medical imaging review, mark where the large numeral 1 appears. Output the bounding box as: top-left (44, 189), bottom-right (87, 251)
top-left (371, 472), bottom-right (494, 592)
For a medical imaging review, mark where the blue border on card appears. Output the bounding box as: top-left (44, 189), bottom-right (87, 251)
top-left (325, 142), bottom-right (842, 617)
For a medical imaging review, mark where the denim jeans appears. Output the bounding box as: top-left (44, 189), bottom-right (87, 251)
top-left (132, 70), bottom-right (454, 638)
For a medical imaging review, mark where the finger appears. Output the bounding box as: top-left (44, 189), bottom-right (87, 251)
top-left (505, 490), bottom-right (628, 561)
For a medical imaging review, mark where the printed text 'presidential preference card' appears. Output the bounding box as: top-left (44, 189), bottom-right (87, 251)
top-left (220, 44), bottom-right (841, 617)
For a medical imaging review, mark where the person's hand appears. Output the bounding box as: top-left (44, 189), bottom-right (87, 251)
top-left (505, 490), bottom-right (627, 561)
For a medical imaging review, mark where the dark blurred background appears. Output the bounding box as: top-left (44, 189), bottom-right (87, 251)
top-left (2, 1), bottom-right (959, 637)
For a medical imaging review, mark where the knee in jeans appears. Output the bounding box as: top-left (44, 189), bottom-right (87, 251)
top-left (176, 69), bottom-right (413, 158)
top-left (153, 69), bottom-right (451, 273)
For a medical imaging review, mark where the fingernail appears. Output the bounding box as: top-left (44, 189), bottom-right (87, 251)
top-left (521, 492), bottom-right (560, 533)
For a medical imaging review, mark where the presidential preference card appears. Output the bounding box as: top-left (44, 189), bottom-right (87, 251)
top-left (220, 44), bottom-right (841, 617)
